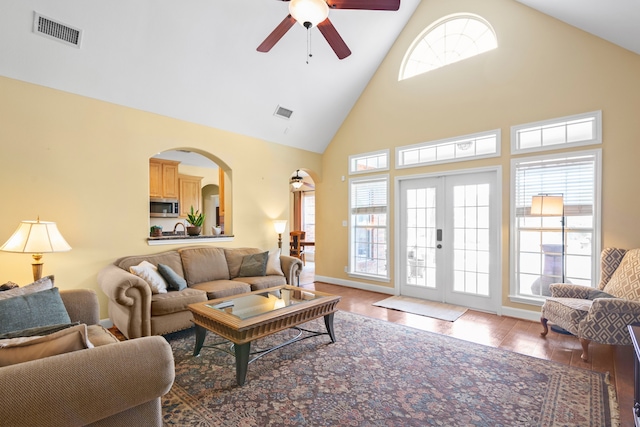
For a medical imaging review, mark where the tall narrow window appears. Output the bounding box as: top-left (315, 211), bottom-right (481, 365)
top-left (511, 150), bottom-right (601, 302)
top-left (399, 14), bottom-right (497, 81)
top-left (302, 191), bottom-right (315, 262)
top-left (349, 175), bottom-right (389, 281)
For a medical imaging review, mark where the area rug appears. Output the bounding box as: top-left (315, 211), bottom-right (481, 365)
top-left (162, 311), bottom-right (618, 427)
top-left (373, 295), bottom-right (468, 321)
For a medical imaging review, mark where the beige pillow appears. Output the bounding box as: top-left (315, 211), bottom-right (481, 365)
top-left (266, 248), bottom-right (285, 276)
top-left (130, 261), bottom-right (168, 294)
top-left (0, 275), bottom-right (54, 301)
top-left (0, 324), bottom-right (92, 367)
top-left (180, 247), bottom-right (230, 285)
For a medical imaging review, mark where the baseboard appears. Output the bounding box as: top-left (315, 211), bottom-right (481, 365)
top-left (314, 275), bottom-right (542, 322)
top-left (314, 275), bottom-right (395, 295)
top-left (500, 306), bottom-right (541, 322)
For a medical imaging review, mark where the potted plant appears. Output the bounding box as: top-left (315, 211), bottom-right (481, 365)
top-left (186, 206), bottom-right (205, 236)
top-left (150, 225), bottom-right (163, 237)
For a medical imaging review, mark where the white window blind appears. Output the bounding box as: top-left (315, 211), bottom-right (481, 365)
top-left (349, 176), bottom-right (389, 280)
top-left (514, 155), bottom-right (595, 217)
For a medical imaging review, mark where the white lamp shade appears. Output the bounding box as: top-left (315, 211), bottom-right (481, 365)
top-left (291, 180), bottom-right (304, 189)
top-left (1, 220), bottom-right (72, 253)
top-left (530, 195), bottom-right (564, 216)
top-left (289, 0), bottom-right (329, 27)
top-left (273, 220), bottom-right (287, 234)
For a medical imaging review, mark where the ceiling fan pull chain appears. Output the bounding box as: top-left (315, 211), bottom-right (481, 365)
top-left (305, 22), bottom-right (312, 64)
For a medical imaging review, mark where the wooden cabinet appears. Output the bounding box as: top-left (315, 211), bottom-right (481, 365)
top-left (149, 159), bottom-right (179, 199)
top-left (179, 174), bottom-right (203, 218)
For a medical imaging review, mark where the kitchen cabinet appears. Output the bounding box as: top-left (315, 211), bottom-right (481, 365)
top-left (179, 174), bottom-right (203, 218)
top-left (149, 159), bottom-right (179, 199)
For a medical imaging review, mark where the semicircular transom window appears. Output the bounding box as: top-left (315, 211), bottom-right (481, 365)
top-left (399, 14), bottom-right (497, 81)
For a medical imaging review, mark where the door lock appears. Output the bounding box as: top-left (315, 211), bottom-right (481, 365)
top-left (437, 244), bottom-right (442, 249)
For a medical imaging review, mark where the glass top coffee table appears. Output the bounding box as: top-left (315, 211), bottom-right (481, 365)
top-left (188, 285), bottom-right (341, 385)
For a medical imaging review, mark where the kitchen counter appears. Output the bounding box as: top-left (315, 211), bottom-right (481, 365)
top-left (147, 234), bottom-right (234, 246)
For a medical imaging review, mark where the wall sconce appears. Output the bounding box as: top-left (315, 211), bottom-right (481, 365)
top-left (0, 217), bottom-right (72, 281)
top-left (273, 220), bottom-right (287, 249)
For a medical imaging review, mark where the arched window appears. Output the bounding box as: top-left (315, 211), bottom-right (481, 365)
top-left (399, 14), bottom-right (497, 81)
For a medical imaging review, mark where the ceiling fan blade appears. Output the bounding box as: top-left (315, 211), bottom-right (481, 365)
top-left (317, 19), bottom-right (352, 60)
top-left (327, 0), bottom-right (400, 11)
top-left (257, 15), bottom-right (297, 53)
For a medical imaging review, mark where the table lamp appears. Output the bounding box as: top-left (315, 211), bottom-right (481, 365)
top-left (273, 220), bottom-right (287, 249)
top-left (0, 217), bottom-right (72, 281)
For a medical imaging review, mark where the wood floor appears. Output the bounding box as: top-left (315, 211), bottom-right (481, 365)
top-left (299, 262), bottom-right (634, 426)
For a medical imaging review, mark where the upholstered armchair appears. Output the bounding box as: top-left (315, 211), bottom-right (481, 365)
top-left (540, 247), bottom-right (640, 361)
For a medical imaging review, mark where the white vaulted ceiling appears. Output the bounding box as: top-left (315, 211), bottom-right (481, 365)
top-left (0, 1), bottom-right (638, 154)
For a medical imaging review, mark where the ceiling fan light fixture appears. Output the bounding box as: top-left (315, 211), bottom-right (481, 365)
top-left (289, 0), bottom-right (329, 28)
top-left (290, 169), bottom-right (305, 189)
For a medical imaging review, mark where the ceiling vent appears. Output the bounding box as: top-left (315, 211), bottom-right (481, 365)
top-left (274, 105), bottom-right (294, 120)
top-left (33, 12), bottom-right (82, 48)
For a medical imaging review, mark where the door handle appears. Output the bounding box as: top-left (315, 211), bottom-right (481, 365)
top-left (437, 229), bottom-right (442, 241)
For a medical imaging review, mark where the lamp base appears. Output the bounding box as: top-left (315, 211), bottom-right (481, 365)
top-left (31, 262), bottom-right (43, 281)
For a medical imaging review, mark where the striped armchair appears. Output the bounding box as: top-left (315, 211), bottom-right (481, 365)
top-left (540, 247), bottom-right (640, 361)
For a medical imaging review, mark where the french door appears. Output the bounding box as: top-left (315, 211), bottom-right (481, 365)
top-left (399, 170), bottom-right (500, 312)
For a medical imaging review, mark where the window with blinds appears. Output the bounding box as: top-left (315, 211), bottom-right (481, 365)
top-left (511, 150), bottom-right (601, 301)
top-left (349, 175), bottom-right (389, 280)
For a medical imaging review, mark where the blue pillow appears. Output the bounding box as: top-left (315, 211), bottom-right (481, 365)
top-left (238, 251), bottom-right (269, 277)
top-left (0, 288), bottom-right (71, 335)
top-left (157, 263), bottom-right (187, 291)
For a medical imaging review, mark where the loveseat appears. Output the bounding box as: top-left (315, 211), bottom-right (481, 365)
top-left (0, 279), bottom-right (174, 426)
top-left (98, 246), bottom-right (303, 339)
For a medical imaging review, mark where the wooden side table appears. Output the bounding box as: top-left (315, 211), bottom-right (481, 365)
top-left (627, 324), bottom-right (640, 427)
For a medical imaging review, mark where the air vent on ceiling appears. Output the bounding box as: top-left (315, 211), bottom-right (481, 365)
top-left (274, 105), bottom-right (294, 120)
top-left (33, 12), bottom-right (82, 48)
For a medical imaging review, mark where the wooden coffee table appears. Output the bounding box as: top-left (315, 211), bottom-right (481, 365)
top-left (188, 285), bottom-right (341, 385)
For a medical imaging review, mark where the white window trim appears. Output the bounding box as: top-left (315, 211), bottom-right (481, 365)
top-left (396, 129), bottom-right (501, 169)
top-left (349, 149), bottom-right (390, 175)
top-left (348, 173), bottom-right (390, 282)
top-left (510, 110), bottom-right (602, 155)
top-left (508, 148), bottom-right (602, 305)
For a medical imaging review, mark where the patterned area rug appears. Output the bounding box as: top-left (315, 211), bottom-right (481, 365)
top-left (162, 311), bottom-right (619, 426)
top-left (373, 295), bottom-right (468, 321)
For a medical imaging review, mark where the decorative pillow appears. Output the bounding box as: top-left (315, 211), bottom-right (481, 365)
top-left (0, 288), bottom-right (71, 335)
top-left (0, 322), bottom-right (79, 340)
top-left (0, 281), bottom-right (19, 292)
top-left (603, 249), bottom-right (640, 301)
top-left (0, 324), bottom-right (92, 367)
top-left (238, 251), bottom-right (269, 277)
top-left (266, 248), bottom-right (285, 276)
top-left (0, 275), bottom-right (54, 301)
top-left (157, 263), bottom-right (187, 291)
top-left (129, 261), bottom-right (168, 294)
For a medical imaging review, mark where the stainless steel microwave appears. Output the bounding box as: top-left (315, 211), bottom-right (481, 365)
top-left (150, 198), bottom-right (179, 218)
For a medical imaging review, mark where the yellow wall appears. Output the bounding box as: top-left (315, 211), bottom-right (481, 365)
top-left (0, 76), bottom-right (321, 318)
top-left (317, 0), bottom-right (640, 312)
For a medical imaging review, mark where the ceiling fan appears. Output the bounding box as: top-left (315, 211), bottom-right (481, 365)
top-left (257, 0), bottom-right (401, 60)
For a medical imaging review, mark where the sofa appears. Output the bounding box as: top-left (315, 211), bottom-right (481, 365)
top-left (98, 246), bottom-right (303, 339)
top-left (541, 247), bottom-right (640, 361)
top-left (0, 279), bottom-right (174, 427)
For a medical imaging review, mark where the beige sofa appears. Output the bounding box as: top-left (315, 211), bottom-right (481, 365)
top-left (0, 289), bottom-right (174, 427)
top-left (98, 246), bottom-right (303, 339)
